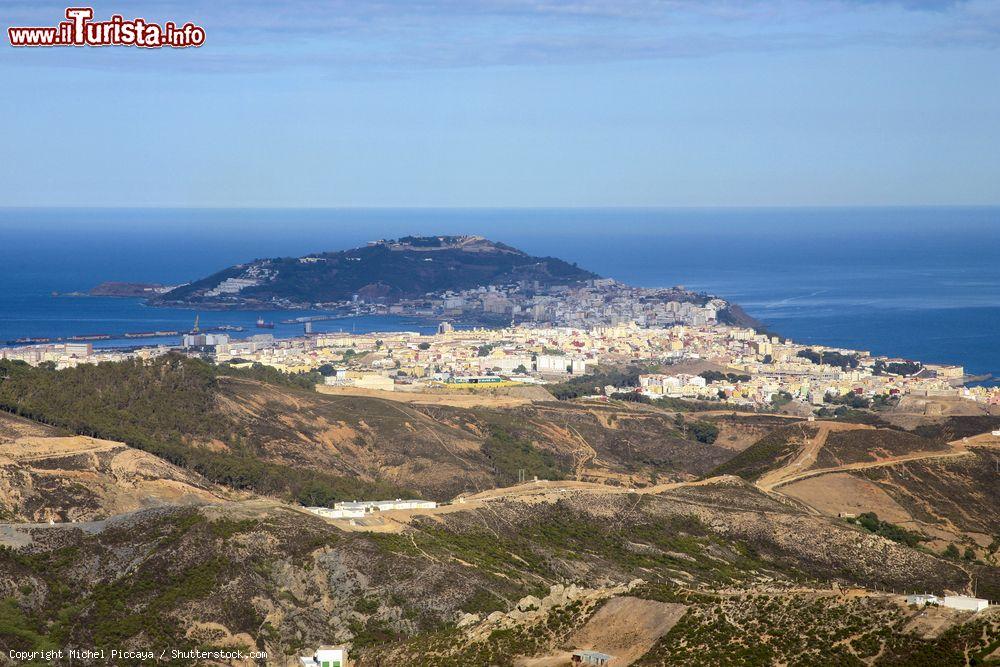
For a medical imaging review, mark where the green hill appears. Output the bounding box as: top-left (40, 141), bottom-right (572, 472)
top-left (155, 235), bottom-right (598, 307)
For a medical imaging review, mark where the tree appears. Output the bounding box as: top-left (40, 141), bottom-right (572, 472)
top-left (687, 420), bottom-right (719, 444)
top-left (417, 342), bottom-right (431, 350)
top-left (963, 546), bottom-right (976, 561)
top-left (514, 364), bottom-right (528, 374)
top-left (771, 391), bottom-right (793, 407)
top-left (944, 544), bottom-right (960, 559)
top-left (797, 349), bottom-right (859, 370)
top-left (874, 359), bottom-right (921, 376)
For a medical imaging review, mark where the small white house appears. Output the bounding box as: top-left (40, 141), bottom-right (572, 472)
top-left (299, 645), bottom-right (346, 667)
top-left (572, 650), bottom-right (615, 666)
top-left (906, 594), bottom-right (939, 606)
top-left (943, 596), bottom-right (989, 612)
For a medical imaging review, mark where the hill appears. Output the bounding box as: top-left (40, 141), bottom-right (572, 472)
top-left (708, 422), bottom-right (817, 481)
top-left (709, 421), bottom-right (958, 482)
top-left (0, 479), bottom-right (991, 665)
top-left (0, 358), bottom-right (997, 662)
top-left (153, 235), bottom-right (599, 308)
top-left (0, 413), bottom-right (228, 522)
top-left (0, 356), bottom-right (731, 505)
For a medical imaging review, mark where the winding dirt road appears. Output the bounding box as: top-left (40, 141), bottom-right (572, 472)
top-left (755, 423), bottom-right (993, 494)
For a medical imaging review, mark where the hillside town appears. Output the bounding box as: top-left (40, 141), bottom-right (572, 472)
top-left (331, 279), bottom-right (730, 329)
top-left (4, 318), bottom-right (996, 412)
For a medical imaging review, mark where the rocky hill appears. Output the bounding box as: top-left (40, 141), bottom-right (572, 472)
top-left (153, 235), bottom-right (599, 308)
top-left (0, 478), bottom-right (992, 665)
top-left (0, 413), bottom-right (228, 523)
top-left (0, 358), bottom-right (998, 663)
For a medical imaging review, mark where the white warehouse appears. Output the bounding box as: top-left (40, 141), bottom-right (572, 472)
top-left (942, 596), bottom-right (989, 612)
top-left (334, 499), bottom-right (437, 513)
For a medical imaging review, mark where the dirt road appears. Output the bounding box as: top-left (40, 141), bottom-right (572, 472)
top-left (758, 426), bottom-right (996, 493)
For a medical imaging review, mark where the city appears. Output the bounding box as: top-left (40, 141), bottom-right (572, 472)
top-left (5, 316), bottom-right (993, 413)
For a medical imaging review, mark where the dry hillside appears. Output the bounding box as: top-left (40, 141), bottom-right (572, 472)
top-left (0, 413), bottom-right (227, 522)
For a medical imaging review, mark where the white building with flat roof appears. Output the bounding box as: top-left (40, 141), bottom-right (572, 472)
top-left (942, 596), bottom-right (989, 612)
top-left (305, 507), bottom-right (365, 520)
top-left (333, 499), bottom-right (437, 513)
top-left (906, 594), bottom-right (939, 606)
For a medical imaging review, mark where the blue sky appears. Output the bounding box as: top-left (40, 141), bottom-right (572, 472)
top-left (1, 0), bottom-right (998, 207)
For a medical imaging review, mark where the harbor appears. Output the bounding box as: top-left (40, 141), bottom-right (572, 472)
top-left (6, 325), bottom-right (244, 347)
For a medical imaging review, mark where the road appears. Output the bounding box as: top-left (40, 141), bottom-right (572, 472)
top-left (756, 425), bottom-right (996, 493)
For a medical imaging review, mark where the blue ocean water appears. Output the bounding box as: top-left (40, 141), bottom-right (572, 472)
top-left (0, 208), bottom-right (997, 378)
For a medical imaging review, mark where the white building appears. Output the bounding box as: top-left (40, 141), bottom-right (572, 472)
top-left (305, 507), bottom-right (366, 520)
top-left (182, 332), bottom-right (229, 348)
top-left (299, 645), bottom-right (346, 667)
top-left (204, 277), bottom-right (259, 297)
top-left (942, 596), bottom-right (989, 612)
top-left (536, 354), bottom-right (570, 373)
top-left (571, 649), bottom-right (615, 666)
top-left (334, 499), bottom-right (437, 513)
top-left (479, 355), bottom-right (532, 373)
top-left (64, 343), bottom-right (93, 358)
top-left (906, 594), bottom-right (939, 606)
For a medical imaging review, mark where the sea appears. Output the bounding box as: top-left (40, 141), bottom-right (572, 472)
top-left (0, 207), bottom-right (997, 382)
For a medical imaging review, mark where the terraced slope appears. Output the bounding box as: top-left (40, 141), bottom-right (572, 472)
top-left (0, 413), bottom-right (227, 522)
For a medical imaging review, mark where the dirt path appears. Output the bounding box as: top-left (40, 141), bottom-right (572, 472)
top-left (315, 385), bottom-right (536, 408)
top-left (760, 429), bottom-right (997, 493)
top-left (0, 436), bottom-right (122, 463)
top-left (292, 430), bottom-right (1000, 535)
top-left (694, 410), bottom-right (804, 420)
top-left (756, 424), bottom-right (834, 492)
top-left (768, 447), bottom-right (974, 489)
top-left (566, 424), bottom-right (598, 479)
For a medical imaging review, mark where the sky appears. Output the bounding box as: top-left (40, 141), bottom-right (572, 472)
top-left (1, 0), bottom-right (998, 208)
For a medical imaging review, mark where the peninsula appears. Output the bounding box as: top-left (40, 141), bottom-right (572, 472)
top-left (145, 235), bottom-right (761, 330)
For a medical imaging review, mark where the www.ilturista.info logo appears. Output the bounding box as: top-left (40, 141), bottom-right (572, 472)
top-left (8, 7), bottom-right (205, 48)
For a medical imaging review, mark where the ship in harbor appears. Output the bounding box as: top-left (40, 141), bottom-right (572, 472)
top-left (256, 317), bottom-right (275, 329)
top-left (123, 330), bottom-right (181, 339)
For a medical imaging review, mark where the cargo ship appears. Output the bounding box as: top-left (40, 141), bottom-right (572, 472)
top-left (11, 337), bottom-right (52, 345)
top-left (69, 334), bottom-right (113, 341)
top-left (6, 322), bottom-right (245, 346)
top-left (256, 317), bottom-right (275, 329)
